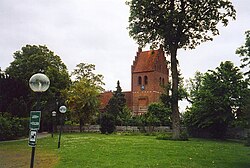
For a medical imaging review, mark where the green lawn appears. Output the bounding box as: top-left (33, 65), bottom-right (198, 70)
top-left (0, 133), bottom-right (249, 168)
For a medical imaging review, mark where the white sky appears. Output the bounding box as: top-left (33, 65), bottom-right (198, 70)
top-left (0, 0), bottom-right (249, 100)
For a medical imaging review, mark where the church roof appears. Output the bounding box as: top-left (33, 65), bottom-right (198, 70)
top-left (132, 47), bottom-right (166, 73)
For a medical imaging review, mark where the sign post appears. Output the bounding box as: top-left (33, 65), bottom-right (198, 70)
top-left (28, 111), bottom-right (41, 168)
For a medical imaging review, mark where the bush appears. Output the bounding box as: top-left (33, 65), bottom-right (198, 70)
top-left (0, 112), bottom-right (29, 141)
top-left (100, 113), bottom-right (116, 134)
top-left (156, 131), bottom-right (189, 141)
top-left (245, 132), bottom-right (250, 147)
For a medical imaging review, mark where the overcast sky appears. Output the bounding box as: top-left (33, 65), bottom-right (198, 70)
top-left (0, 0), bottom-right (249, 94)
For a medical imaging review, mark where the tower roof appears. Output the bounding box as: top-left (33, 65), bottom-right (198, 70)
top-left (132, 47), bottom-right (167, 74)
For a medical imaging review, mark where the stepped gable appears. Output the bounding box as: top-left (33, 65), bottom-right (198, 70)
top-left (132, 46), bottom-right (167, 74)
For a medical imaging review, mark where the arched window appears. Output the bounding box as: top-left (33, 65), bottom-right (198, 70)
top-left (138, 76), bottom-right (142, 85)
top-left (162, 78), bottom-right (165, 85)
top-left (159, 77), bottom-right (162, 85)
top-left (144, 76), bottom-right (148, 85)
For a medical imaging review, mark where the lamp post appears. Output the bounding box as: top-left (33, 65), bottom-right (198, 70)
top-left (29, 73), bottom-right (50, 168)
top-left (51, 111), bottom-right (56, 138)
top-left (58, 105), bottom-right (67, 149)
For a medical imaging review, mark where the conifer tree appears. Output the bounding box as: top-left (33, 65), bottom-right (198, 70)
top-left (105, 81), bottom-right (126, 125)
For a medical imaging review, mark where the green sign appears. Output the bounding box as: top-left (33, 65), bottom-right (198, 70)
top-left (28, 130), bottom-right (37, 147)
top-left (29, 111), bottom-right (41, 130)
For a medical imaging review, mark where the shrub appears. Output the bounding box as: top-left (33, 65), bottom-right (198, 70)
top-left (0, 112), bottom-right (29, 141)
top-left (100, 113), bottom-right (116, 134)
top-left (245, 132), bottom-right (250, 147)
top-left (156, 131), bottom-right (189, 141)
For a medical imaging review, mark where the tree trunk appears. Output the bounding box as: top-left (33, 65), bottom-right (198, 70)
top-left (170, 45), bottom-right (181, 139)
top-left (79, 118), bottom-right (84, 132)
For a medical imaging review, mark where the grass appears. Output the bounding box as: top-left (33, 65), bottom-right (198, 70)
top-left (0, 133), bottom-right (250, 168)
top-left (0, 137), bottom-right (59, 168)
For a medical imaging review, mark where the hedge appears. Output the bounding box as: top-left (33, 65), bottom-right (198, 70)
top-left (0, 112), bottom-right (29, 141)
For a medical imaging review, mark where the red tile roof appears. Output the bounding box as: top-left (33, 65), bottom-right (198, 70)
top-left (99, 91), bottom-right (113, 110)
top-left (133, 49), bottom-right (162, 73)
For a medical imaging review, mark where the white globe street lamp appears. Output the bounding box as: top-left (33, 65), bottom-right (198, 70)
top-left (29, 73), bottom-right (50, 92)
top-left (51, 111), bottom-right (57, 138)
top-left (59, 105), bottom-right (67, 114)
top-left (29, 73), bottom-right (50, 168)
top-left (58, 105), bottom-right (67, 149)
top-left (52, 111), bottom-right (57, 117)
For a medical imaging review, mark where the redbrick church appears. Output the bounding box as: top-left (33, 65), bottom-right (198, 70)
top-left (100, 46), bottom-right (169, 115)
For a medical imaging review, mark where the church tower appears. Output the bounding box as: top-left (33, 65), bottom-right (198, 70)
top-left (131, 46), bottom-right (169, 115)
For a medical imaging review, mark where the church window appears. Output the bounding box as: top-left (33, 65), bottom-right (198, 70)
top-left (138, 76), bottom-right (142, 85)
top-left (162, 78), bottom-right (165, 85)
top-left (159, 77), bottom-right (162, 85)
top-left (144, 76), bottom-right (148, 85)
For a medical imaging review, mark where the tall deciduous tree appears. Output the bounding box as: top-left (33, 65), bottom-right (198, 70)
top-left (66, 63), bottom-right (104, 132)
top-left (236, 30), bottom-right (250, 81)
top-left (184, 61), bottom-right (248, 138)
top-left (6, 45), bottom-right (70, 95)
top-left (127, 0), bottom-right (236, 139)
top-left (5, 45), bottom-right (71, 130)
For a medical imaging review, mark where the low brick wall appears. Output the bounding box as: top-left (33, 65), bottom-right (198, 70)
top-left (226, 128), bottom-right (249, 139)
top-left (58, 125), bottom-right (171, 133)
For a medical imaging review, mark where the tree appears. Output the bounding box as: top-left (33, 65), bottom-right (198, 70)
top-left (99, 113), bottom-right (116, 134)
top-left (148, 102), bottom-right (171, 126)
top-left (66, 63), bottom-right (104, 132)
top-left (71, 63), bottom-right (104, 86)
top-left (4, 45), bottom-right (71, 131)
top-left (185, 71), bottom-right (204, 104)
top-left (236, 30), bottom-right (250, 80)
top-left (0, 75), bottom-right (29, 117)
top-left (105, 81), bottom-right (126, 125)
top-left (127, 0), bottom-right (236, 139)
top-left (6, 45), bottom-right (70, 88)
top-left (184, 61), bottom-right (248, 138)
top-left (119, 106), bottom-right (132, 128)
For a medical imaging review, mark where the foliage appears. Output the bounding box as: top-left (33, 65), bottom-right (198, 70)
top-left (185, 71), bottom-right (204, 103)
top-left (4, 45), bottom-right (71, 131)
top-left (66, 63), bottom-right (104, 132)
top-left (184, 61), bottom-right (249, 139)
top-left (127, 0), bottom-right (235, 139)
top-left (236, 30), bottom-right (250, 80)
top-left (105, 81), bottom-right (126, 125)
top-left (147, 102), bottom-right (171, 126)
top-left (71, 62), bottom-right (104, 86)
top-left (0, 75), bottom-right (29, 117)
top-left (160, 75), bottom-right (187, 107)
top-left (156, 131), bottom-right (188, 141)
top-left (5, 45), bottom-right (70, 94)
top-left (119, 106), bottom-right (132, 127)
top-left (99, 113), bottom-right (116, 134)
top-left (0, 113), bottom-right (29, 141)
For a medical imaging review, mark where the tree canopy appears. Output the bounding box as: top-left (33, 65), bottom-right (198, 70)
top-left (105, 81), bottom-right (126, 125)
top-left (127, 0), bottom-right (236, 139)
top-left (6, 45), bottom-right (71, 94)
top-left (66, 63), bottom-right (104, 131)
top-left (236, 30), bottom-right (250, 80)
top-left (4, 44), bottom-right (71, 130)
top-left (184, 61), bottom-right (249, 138)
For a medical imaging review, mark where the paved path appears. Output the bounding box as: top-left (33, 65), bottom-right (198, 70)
top-left (0, 132), bottom-right (50, 143)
